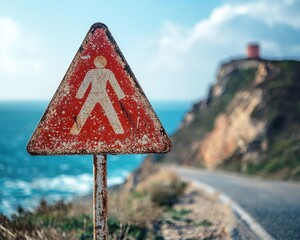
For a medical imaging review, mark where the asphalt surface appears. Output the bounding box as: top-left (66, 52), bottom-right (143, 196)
top-left (169, 165), bottom-right (300, 240)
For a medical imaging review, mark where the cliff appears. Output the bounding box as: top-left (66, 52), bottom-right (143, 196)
top-left (150, 59), bottom-right (300, 180)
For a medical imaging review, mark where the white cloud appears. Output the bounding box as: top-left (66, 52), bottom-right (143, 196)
top-left (139, 0), bottom-right (300, 101)
top-left (245, 1), bottom-right (300, 29)
top-left (158, 0), bottom-right (300, 53)
top-left (0, 17), bottom-right (46, 100)
top-left (1, 1), bottom-right (299, 101)
top-left (0, 17), bottom-right (43, 75)
top-left (0, 17), bottom-right (20, 48)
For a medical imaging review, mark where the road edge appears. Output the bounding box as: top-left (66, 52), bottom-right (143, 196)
top-left (192, 180), bottom-right (275, 240)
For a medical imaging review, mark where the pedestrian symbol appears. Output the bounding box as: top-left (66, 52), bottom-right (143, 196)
top-left (70, 56), bottom-right (125, 135)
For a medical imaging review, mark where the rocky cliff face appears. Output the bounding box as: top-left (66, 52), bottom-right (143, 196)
top-left (152, 59), bottom-right (300, 180)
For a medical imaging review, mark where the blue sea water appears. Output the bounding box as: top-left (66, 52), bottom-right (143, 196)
top-left (0, 101), bottom-right (191, 215)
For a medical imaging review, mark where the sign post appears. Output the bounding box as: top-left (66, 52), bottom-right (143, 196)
top-left (93, 154), bottom-right (108, 239)
top-left (27, 23), bottom-right (171, 239)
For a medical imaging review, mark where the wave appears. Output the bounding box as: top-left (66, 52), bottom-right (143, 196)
top-left (4, 173), bottom-right (128, 195)
top-left (1, 173), bottom-right (128, 215)
top-left (4, 174), bottom-right (93, 195)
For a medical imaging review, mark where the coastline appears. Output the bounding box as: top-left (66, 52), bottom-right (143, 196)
top-left (1, 163), bottom-right (262, 239)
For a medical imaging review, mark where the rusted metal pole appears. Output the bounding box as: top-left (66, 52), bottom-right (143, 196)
top-left (93, 154), bottom-right (108, 240)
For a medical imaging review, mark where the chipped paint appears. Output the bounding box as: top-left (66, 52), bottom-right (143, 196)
top-left (93, 154), bottom-right (108, 240)
top-left (69, 56), bottom-right (125, 135)
top-left (27, 22), bottom-right (172, 155)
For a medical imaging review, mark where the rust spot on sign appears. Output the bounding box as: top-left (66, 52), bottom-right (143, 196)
top-left (93, 154), bottom-right (108, 239)
top-left (27, 23), bottom-right (172, 156)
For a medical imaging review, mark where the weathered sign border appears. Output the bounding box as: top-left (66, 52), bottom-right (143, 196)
top-left (27, 22), bottom-right (171, 156)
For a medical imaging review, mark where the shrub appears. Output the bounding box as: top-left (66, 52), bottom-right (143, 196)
top-left (136, 171), bottom-right (187, 206)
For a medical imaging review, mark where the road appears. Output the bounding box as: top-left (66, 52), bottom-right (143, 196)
top-left (168, 165), bottom-right (300, 240)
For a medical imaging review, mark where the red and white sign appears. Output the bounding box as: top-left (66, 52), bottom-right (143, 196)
top-left (27, 23), bottom-right (171, 155)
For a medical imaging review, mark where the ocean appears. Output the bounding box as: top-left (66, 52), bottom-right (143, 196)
top-left (0, 101), bottom-right (191, 215)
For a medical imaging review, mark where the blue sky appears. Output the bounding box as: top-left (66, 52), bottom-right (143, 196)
top-left (1, 0), bottom-right (300, 101)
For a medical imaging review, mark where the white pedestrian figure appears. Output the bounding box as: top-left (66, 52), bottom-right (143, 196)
top-left (70, 56), bottom-right (125, 135)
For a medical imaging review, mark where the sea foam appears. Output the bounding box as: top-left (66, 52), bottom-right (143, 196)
top-left (1, 173), bottom-right (128, 215)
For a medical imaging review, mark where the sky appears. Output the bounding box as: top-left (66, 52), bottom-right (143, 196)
top-left (0, 0), bottom-right (300, 102)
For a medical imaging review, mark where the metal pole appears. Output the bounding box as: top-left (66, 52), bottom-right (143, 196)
top-left (93, 154), bottom-right (108, 240)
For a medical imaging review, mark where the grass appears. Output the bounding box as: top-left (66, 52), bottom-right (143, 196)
top-left (192, 68), bottom-right (257, 132)
top-left (196, 220), bottom-right (213, 227)
top-left (0, 194), bottom-right (160, 240)
top-left (136, 170), bottom-right (187, 206)
top-left (0, 170), bottom-right (224, 239)
top-left (167, 208), bottom-right (192, 223)
top-left (221, 133), bottom-right (300, 180)
top-left (163, 208), bottom-right (213, 229)
top-left (0, 200), bottom-right (93, 240)
top-left (0, 172), bottom-right (190, 240)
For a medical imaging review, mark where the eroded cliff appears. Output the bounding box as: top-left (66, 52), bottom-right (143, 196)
top-left (152, 59), bottom-right (300, 180)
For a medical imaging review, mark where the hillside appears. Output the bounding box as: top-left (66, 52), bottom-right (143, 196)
top-left (150, 59), bottom-right (300, 180)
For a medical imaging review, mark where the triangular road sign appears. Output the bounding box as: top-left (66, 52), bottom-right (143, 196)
top-left (27, 23), bottom-right (171, 155)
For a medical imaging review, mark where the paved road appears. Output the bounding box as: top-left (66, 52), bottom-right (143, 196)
top-left (169, 165), bottom-right (300, 240)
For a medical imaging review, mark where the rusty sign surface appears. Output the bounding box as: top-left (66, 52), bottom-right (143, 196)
top-left (27, 23), bottom-right (171, 155)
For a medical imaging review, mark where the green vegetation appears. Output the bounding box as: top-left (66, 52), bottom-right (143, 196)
top-left (0, 171), bottom-right (219, 239)
top-left (250, 61), bottom-right (300, 180)
top-left (0, 200), bottom-right (94, 240)
top-left (192, 68), bottom-right (256, 131)
top-left (0, 173), bottom-right (191, 240)
top-left (167, 67), bottom-right (257, 165)
top-left (168, 208), bottom-right (192, 222)
top-left (165, 59), bottom-right (300, 180)
top-left (219, 61), bottom-right (300, 180)
top-left (0, 194), bottom-right (159, 240)
top-left (248, 135), bottom-right (300, 180)
top-left (163, 208), bottom-right (213, 228)
top-left (0, 198), bottom-right (156, 240)
top-left (221, 132), bottom-right (300, 180)
top-left (148, 176), bottom-right (187, 206)
top-left (135, 170), bottom-right (187, 206)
